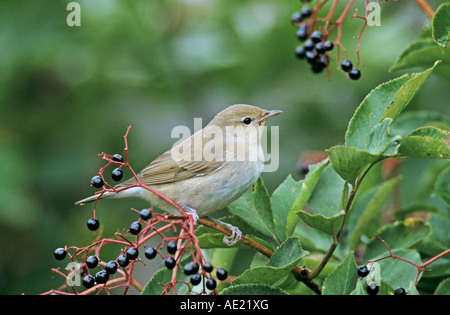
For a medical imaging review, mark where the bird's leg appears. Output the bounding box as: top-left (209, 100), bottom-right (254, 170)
top-left (182, 206), bottom-right (199, 226)
top-left (204, 216), bottom-right (242, 246)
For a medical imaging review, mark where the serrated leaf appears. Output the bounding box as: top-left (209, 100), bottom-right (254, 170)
top-left (345, 75), bottom-right (410, 150)
top-left (231, 237), bottom-right (308, 287)
top-left (286, 159), bottom-right (328, 238)
top-left (398, 135), bottom-right (450, 159)
top-left (322, 252), bottom-right (358, 295)
top-left (367, 118), bottom-right (400, 156)
top-left (390, 110), bottom-right (450, 137)
top-left (141, 267), bottom-right (189, 295)
top-left (383, 61), bottom-right (440, 121)
top-left (220, 284), bottom-right (288, 295)
top-left (327, 146), bottom-right (380, 183)
top-left (228, 177), bottom-right (275, 238)
top-left (297, 211), bottom-right (345, 237)
top-left (268, 237), bottom-right (308, 269)
top-left (432, 2), bottom-right (450, 48)
top-left (349, 177), bottom-right (402, 250)
top-left (271, 174), bottom-right (303, 242)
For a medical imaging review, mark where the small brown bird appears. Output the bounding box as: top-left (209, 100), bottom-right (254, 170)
top-left (75, 104), bottom-right (282, 245)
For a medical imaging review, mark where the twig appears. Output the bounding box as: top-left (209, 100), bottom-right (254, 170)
top-left (415, 0), bottom-right (435, 19)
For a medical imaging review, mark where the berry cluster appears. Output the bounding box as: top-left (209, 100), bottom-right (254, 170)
top-left (183, 261), bottom-right (229, 291)
top-left (44, 126), bottom-right (227, 295)
top-left (291, 0), bottom-right (364, 80)
top-left (357, 265), bottom-right (406, 295)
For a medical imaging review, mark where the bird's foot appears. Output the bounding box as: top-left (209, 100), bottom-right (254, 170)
top-left (205, 217), bottom-right (242, 246)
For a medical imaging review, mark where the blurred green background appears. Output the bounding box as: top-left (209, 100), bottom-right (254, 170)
top-left (0, 0), bottom-right (448, 294)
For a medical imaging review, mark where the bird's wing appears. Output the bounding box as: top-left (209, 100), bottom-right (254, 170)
top-left (115, 138), bottom-right (225, 188)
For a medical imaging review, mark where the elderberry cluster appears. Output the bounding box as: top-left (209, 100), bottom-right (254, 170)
top-left (183, 261), bottom-right (228, 291)
top-left (291, 0), bottom-right (361, 80)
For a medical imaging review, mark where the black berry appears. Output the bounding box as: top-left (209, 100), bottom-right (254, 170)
top-left (184, 262), bottom-right (200, 276)
top-left (296, 27), bottom-right (308, 41)
top-left (129, 221), bottom-right (142, 235)
top-left (216, 268), bottom-right (228, 281)
top-left (165, 257), bottom-right (176, 269)
top-left (314, 42), bottom-right (325, 55)
top-left (349, 68), bottom-right (361, 80)
top-left (112, 154), bottom-right (124, 163)
top-left (324, 40), bottom-right (334, 51)
top-left (367, 282), bottom-right (379, 295)
top-left (291, 12), bottom-right (303, 26)
top-left (310, 31), bottom-right (323, 43)
top-left (54, 248), bottom-right (67, 260)
top-left (126, 247), bottom-right (139, 260)
top-left (111, 168), bottom-right (123, 181)
top-left (305, 51), bottom-right (318, 65)
top-left (295, 45), bottom-right (306, 59)
top-left (105, 260), bottom-right (118, 275)
top-left (311, 62), bottom-right (325, 73)
top-left (358, 265), bottom-right (369, 277)
top-left (145, 247), bottom-right (157, 260)
top-left (190, 273), bottom-right (202, 286)
top-left (206, 278), bottom-right (217, 290)
top-left (87, 218), bottom-right (100, 231)
top-left (95, 270), bottom-right (109, 284)
top-left (300, 6), bottom-right (311, 18)
top-left (91, 175), bottom-right (103, 188)
top-left (83, 275), bottom-right (95, 288)
top-left (86, 255), bottom-right (99, 269)
top-left (167, 241), bottom-right (177, 255)
top-left (139, 208), bottom-right (152, 221)
top-left (117, 254), bottom-right (129, 267)
top-left (203, 262), bottom-right (213, 273)
top-left (394, 287), bottom-right (406, 295)
top-left (303, 39), bottom-right (314, 51)
top-left (341, 59), bottom-right (352, 72)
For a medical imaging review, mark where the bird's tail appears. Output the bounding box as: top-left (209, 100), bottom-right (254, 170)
top-left (75, 194), bottom-right (105, 206)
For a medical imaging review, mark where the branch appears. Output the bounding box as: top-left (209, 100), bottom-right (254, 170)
top-left (198, 217), bottom-right (322, 295)
top-left (415, 0), bottom-right (435, 19)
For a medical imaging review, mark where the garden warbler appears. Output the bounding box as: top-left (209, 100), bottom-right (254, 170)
top-left (75, 104), bottom-right (282, 245)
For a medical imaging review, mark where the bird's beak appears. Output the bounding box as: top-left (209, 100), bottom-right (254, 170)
top-left (257, 110), bottom-right (283, 124)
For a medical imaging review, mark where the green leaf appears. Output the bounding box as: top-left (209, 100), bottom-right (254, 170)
top-left (297, 211), bottom-right (344, 237)
top-left (220, 284), bottom-right (288, 295)
top-left (327, 146), bottom-right (380, 183)
top-left (308, 164), bottom-right (346, 217)
top-left (286, 159), bottom-right (328, 238)
top-left (231, 237), bottom-right (308, 287)
top-left (432, 2), bottom-right (450, 48)
top-left (367, 118), bottom-right (400, 156)
top-left (390, 110), bottom-right (450, 137)
top-left (434, 165), bottom-right (450, 206)
top-left (345, 75), bottom-right (410, 150)
top-left (228, 177), bottom-right (275, 238)
top-left (370, 249), bottom-right (423, 290)
top-left (383, 61), bottom-right (440, 121)
top-left (349, 177), bottom-right (402, 250)
top-left (364, 219), bottom-right (431, 260)
top-left (268, 237), bottom-right (308, 269)
top-left (434, 278), bottom-right (450, 295)
top-left (141, 267), bottom-right (189, 295)
top-left (322, 252), bottom-right (359, 295)
top-left (271, 174), bottom-right (303, 242)
top-left (350, 280), bottom-right (394, 295)
top-left (390, 41), bottom-right (450, 73)
top-left (397, 134), bottom-right (450, 159)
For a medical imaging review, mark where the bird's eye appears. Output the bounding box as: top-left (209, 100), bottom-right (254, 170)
top-left (243, 117), bottom-right (252, 125)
